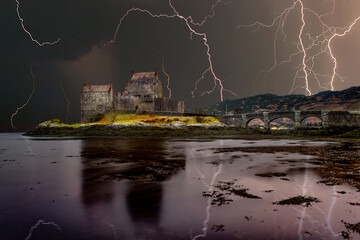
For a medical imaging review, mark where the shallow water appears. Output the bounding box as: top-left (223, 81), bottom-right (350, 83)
top-left (0, 133), bottom-right (359, 240)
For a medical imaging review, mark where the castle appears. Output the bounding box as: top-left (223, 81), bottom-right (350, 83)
top-left (81, 70), bottom-right (185, 123)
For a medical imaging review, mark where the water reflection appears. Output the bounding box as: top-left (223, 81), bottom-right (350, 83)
top-left (126, 182), bottom-right (164, 239)
top-left (126, 182), bottom-right (163, 224)
top-left (80, 138), bottom-right (185, 183)
top-left (0, 134), bottom-right (359, 240)
top-left (80, 138), bottom-right (185, 238)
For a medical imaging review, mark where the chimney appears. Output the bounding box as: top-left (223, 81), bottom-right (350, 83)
top-left (155, 68), bottom-right (159, 79)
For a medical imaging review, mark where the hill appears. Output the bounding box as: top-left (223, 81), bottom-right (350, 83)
top-left (208, 86), bottom-right (360, 115)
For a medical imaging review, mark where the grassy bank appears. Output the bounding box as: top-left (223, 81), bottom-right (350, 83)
top-left (25, 114), bottom-right (257, 137)
top-left (96, 113), bottom-right (221, 125)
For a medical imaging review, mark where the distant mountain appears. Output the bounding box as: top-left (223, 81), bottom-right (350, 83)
top-left (208, 86), bottom-right (360, 115)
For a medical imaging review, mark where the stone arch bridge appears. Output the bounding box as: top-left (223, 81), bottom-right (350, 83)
top-left (221, 111), bottom-right (360, 129)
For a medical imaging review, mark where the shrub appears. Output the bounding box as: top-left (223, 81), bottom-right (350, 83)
top-left (195, 116), bottom-right (204, 123)
top-left (50, 119), bottom-right (63, 124)
top-left (91, 113), bottom-right (105, 123)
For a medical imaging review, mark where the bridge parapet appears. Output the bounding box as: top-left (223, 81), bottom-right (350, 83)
top-left (326, 111), bottom-right (360, 127)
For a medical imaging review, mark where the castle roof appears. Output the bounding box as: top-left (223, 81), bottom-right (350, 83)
top-left (82, 84), bottom-right (112, 93)
top-left (130, 72), bottom-right (157, 81)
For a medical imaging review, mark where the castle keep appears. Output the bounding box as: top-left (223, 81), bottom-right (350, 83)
top-left (81, 70), bottom-right (185, 122)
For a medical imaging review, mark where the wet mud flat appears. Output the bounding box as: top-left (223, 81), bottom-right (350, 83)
top-left (24, 124), bottom-right (250, 137)
top-left (208, 140), bottom-right (360, 191)
top-left (0, 134), bottom-right (359, 240)
top-left (198, 140), bottom-right (360, 239)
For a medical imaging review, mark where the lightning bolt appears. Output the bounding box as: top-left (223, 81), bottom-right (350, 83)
top-left (105, 0), bottom-right (238, 101)
top-left (15, 0), bottom-right (61, 46)
top-left (237, 0), bottom-right (360, 95)
top-left (59, 80), bottom-right (71, 123)
top-left (191, 163), bottom-right (223, 240)
top-left (162, 57), bottom-right (172, 99)
top-left (187, 0), bottom-right (230, 27)
top-left (325, 186), bottom-right (342, 237)
top-left (297, 162), bottom-right (309, 240)
top-left (192, 69), bottom-right (210, 99)
top-left (189, 140), bottom-right (226, 240)
top-left (292, 159), bottom-right (342, 239)
top-left (294, 187), bottom-right (343, 239)
top-left (298, 0), bottom-right (311, 96)
top-left (327, 16), bottom-right (360, 91)
top-left (11, 64), bottom-right (36, 129)
top-left (24, 220), bottom-right (61, 240)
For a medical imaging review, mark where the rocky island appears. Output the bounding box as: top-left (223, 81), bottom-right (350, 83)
top-left (25, 112), bottom-right (360, 139)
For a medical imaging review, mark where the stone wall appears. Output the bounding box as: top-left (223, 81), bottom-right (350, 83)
top-left (81, 91), bottom-right (112, 123)
top-left (154, 98), bottom-right (185, 113)
top-left (114, 95), bottom-right (184, 113)
top-left (115, 95), bottom-right (156, 112)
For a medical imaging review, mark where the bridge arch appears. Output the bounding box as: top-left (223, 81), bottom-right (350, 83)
top-left (246, 118), bottom-right (265, 128)
top-left (267, 112), bottom-right (295, 124)
top-left (268, 117), bottom-right (295, 129)
top-left (300, 116), bottom-right (323, 127)
top-left (268, 116), bottom-right (295, 124)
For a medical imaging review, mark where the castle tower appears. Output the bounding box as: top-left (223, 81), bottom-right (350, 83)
top-left (81, 84), bottom-right (113, 123)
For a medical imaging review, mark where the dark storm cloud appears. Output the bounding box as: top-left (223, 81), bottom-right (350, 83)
top-left (1, 0), bottom-right (360, 131)
top-left (2, 0), bottom-right (130, 60)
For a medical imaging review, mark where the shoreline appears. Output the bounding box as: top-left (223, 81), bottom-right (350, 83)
top-left (24, 124), bottom-right (249, 137)
top-left (23, 123), bottom-right (360, 141)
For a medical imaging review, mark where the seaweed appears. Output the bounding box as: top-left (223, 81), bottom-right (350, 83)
top-left (342, 221), bottom-right (360, 235)
top-left (255, 172), bottom-right (287, 178)
top-left (273, 196), bottom-right (320, 207)
top-left (230, 188), bottom-right (262, 199)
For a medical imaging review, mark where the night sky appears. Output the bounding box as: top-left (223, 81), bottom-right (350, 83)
top-left (1, 0), bottom-right (360, 131)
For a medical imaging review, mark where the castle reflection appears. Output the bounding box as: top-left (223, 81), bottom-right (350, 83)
top-left (80, 138), bottom-right (185, 238)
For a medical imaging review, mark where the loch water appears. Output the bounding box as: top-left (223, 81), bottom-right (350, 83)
top-left (0, 133), bottom-right (359, 240)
